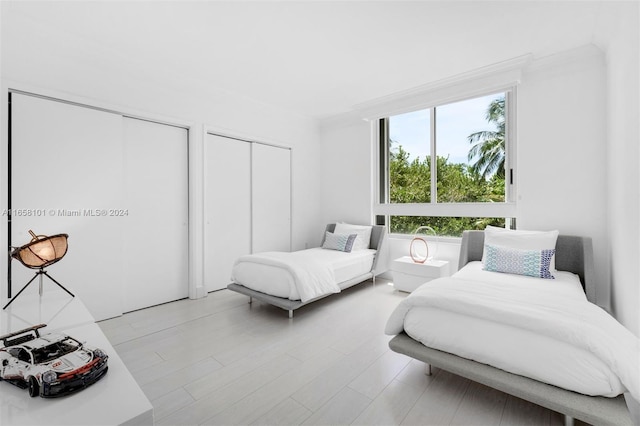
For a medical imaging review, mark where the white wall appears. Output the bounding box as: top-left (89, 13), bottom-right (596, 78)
top-left (595, 2), bottom-right (640, 336)
top-left (0, 20), bottom-right (323, 318)
top-left (319, 119), bottom-right (373, 237)
top-left (517, 46), bottom-right (609, 307)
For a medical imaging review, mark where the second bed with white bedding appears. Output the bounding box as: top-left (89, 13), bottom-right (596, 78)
top-left (231, 247), bottom-right (376, 301)
top-left (386, 261), bottom-right (639, 400)
top-left (227, 223), bottom-right (386, 318)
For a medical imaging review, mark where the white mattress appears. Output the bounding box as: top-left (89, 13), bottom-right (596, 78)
top-left (400, 262), bottom-right (626, 397)
top-left (232, 248), bottom-right (375, 300)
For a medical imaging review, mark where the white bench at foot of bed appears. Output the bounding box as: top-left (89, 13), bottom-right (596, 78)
top-left (389, 332), bottom-right (633, 426)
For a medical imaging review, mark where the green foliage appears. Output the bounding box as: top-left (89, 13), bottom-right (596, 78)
top-left (467, 96), bottom-right (506, 179)
top-left (436, 156), bottom-right (505, 203)
top-left (389, 145), bottom-right (431, 203)
top-left (390, 215), bottom-right (505, 237)
top-left (389, 142), bottom-right (506, 237)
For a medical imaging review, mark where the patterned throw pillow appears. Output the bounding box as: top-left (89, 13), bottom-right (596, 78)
top-left (482, 226), bottom-right (559, 271)
top-left (484, 244), bottom-right (556, 279)
top-left (322, 232), bottom-right (358, 253)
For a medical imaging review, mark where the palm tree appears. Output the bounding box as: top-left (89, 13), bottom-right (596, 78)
top-left (467, 96), bottom-right (505, 179)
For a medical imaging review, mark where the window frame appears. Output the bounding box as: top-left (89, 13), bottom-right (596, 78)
top-left (374, 87), bottom-right (518, 233)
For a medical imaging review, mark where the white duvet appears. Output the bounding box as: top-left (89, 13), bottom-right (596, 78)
top-left (385, 262), bottom-right (640, 401)
top-left (232, 251), bottom-right (339, 303)
top-left (231, 248), bottom-right (376, 302)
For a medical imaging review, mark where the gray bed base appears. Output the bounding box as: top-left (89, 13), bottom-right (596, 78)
top-left (389, 333), bottom-right (632, 426)
top-left (389, 230), bottom-right (634, 426)
top-left (227, 224), bottom-right (386, 319)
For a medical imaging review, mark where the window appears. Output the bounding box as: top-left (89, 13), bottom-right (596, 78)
top-left (377, 90), bottom-right (516, 236)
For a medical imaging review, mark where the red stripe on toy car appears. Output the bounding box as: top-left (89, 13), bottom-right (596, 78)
top-left (57, 358), bottom-right (100, 380)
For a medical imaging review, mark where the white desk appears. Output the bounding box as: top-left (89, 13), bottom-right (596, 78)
top-left (0, 289), bottom-right (153, 425)
top-left (391, 256), bottom-right (450, 292)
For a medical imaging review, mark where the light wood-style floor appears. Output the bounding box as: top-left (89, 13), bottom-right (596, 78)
top-left (98, 280), bottom-right (583, 426)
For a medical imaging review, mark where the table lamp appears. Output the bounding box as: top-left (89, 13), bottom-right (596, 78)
top-left (3, 230), bottom-right (74, 310)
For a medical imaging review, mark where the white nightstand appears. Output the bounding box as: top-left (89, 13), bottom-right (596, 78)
top-left (391, 256), bottom-right (450, 293)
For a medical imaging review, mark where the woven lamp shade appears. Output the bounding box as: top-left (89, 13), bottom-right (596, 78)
top-left (12, 231), bottom-right (68, 269)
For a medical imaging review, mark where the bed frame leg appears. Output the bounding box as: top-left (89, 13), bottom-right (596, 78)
top-left (424, 363), bottom-right (432, 376)
top-left (248, 296), bottom-right (252, 304)
top-left (288, 310), bottom-right (293, 319)
top-left (564, 415), bottom-right (574, 426)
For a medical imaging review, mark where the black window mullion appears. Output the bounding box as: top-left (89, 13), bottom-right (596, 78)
top-left (379, 118), bottom-right (389, 204)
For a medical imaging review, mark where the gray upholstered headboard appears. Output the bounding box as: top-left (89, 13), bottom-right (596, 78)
top-left (323, 223), bottom-right (386, 251)
top-left (323, 223), bottom-right (387, 272)
top-left (458, 230), bottom-right (596, 304)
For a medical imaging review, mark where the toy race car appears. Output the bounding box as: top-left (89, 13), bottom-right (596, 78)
top-left (0, 324), bottom-right (108, 397)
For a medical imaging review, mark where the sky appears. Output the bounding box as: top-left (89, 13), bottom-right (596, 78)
top-left (389, 93), bottom-right (503, 166)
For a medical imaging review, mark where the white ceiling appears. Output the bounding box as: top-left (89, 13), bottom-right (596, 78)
top-left (2, 1), bottom-right (608, 120)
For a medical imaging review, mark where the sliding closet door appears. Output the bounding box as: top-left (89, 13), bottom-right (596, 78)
top-left (252, 143), bottom-right (291, 253)
top-left (204, 134), bottom-right (251, 292)
top-left (122, 117), bottom-right (189, 312)
top-left (10, 93), bottom-right (125, 320)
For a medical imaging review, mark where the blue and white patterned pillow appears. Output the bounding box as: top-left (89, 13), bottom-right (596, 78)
top-left (484, 244), bottom-right (555, 279)
top-left (322, 232), bottom-right (357, 253)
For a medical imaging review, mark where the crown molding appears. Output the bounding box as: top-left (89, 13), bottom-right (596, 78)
top-left (351, 53), bottom-right (532, 121)
top-left (319, 110), bottom-right (367, 131)
top-left (319, 44), bottom-right (601, 129)
top-left (524, 44), bottom-right (604, 76)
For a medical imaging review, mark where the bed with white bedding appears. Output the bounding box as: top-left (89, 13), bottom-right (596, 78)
top-left (386, 229), bottom-right (639, 426)
top-left (227, 223), bottom-right (385, 318)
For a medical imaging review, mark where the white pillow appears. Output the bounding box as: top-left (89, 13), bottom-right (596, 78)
top-left (483, 225), bottom-right (559, 271)
top-left (334, 222), bottom-right (372, 251)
